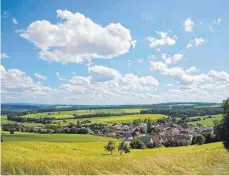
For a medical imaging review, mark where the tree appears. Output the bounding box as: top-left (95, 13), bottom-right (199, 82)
top-left (9, 128), bottom-right (15, 134)
top-left (202, 132), bottom-right (216, 143)
top-left (130, 137), bottom-right (146, 149)
top-left (192, 135), bottom-right (205, 145)
top-left (104, 141), bottom-right (116, 155)
top-left (147, 119), bottom-right (152, 133)
top-left (214, 98), bottom-right (229, 151)
top-left (118, 142), bottom-right (130, 155)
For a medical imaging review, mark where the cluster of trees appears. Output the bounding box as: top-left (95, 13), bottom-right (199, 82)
top-left (72, 112), bottom-right (139, 119)
top-left (104, 141), bottom-right (130, 155)
top-left (214, 98), bottom-right (229, 151)
top-left (2, 124), bottom-right (38, 133)
top-left (7, 114), bottom-right (55, 124)
top-left (140, 107), bottom-right (222, 117)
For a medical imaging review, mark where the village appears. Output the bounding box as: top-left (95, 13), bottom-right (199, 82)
top-left (3, 115), bottom-right (213, 148)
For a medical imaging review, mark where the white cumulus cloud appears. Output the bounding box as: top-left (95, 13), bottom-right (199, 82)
top-left (195, 37), bottom-right (205, 46)
top-left (20, 9), bottom-right (136, 64)
top-left (88, 65), bottom-right (122, 82)
top-left (147, 31), bottom-right (176, 47)
top-left (184, 17), bottom-right (194, 32)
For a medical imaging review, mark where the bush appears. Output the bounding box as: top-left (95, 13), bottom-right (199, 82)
top-left (118, 142), bottom-right (130, 155)
top-left (9, 129), bottom-right (15, 134)
top-left (164, 139), bottom-right (191, 147)
top-left (130, 137), bottom-right (146, 149)
top-left (146, 142), bottom-right (154, 148)
top-left (202, 132), bottom-right (216, 143)
top-left (192, 135), bottom-right (205, 145)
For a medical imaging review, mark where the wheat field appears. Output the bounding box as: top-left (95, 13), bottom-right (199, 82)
top-left (1, 132), bottom-right (229, 175)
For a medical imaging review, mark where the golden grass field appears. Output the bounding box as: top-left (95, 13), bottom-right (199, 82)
top-left (1, 132), bottom-right (229, 175)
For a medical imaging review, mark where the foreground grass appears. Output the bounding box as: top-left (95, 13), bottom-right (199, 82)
top-left (21, 109), bottom-right (143, 119)
top-left (188, 114), bottom-right (223, 126)
top-left (1, 133), bottom-right (229, 175)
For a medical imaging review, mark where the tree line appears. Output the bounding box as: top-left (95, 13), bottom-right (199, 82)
top-left (140, 107), bottom-right (222, 117)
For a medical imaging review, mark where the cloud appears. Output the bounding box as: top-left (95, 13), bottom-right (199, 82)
top-left (147, 31), bottom-right (176, 47)
top-left (150, 60), bottom-right (210, 85)
top-left (162, 53), bottom-right (184, 65)
top-left (56, 72), bottom-right (67, 81)
top-left (195, 37), bottom-right (205, 46)
top-left (187, 37), bottom-right (205, 48)
top-left (1, 65), bottom-right (52, 99)
top-left (217, 18), bottom-right (222, 25)
top-left (186, 41), bottom-right (193, 48)
top-left (34, 73), bottom-right (47, 80)
top-left (0, 53), bottom-right (9, 59)
top-left (150, 56), bottom-right (229, 88)
top-left (88, 65), bottom-right (121, 82)
top-left (69, 76), bottom-right (91, 85)
top-left (2, 11), bottom-right (8, 18)
top-left (12, 18), bottom-right (18, 24)
top-left (184, 17), bottom-right (194, 32)
top-left (20, 9), bottom-right (136, 64)
top-left (121, 74), bottom-right (159, 91)
top-left (209, 18), bottom-right (222, 32)
top-left (185, 66), bottom-right (198, 73)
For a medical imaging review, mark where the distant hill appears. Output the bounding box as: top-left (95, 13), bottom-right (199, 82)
top-left (1, 102), bottom-right (221, 115)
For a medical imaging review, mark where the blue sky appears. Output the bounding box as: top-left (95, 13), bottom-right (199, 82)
top-left (1, 0), bottom-right (229, 104)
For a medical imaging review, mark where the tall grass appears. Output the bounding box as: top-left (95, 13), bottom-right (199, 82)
top-left (1, 135), bottom-right (229, 175)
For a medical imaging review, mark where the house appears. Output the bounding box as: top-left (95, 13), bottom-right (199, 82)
top-left (159, 133), bottom-right (193, 143)
top-left (114, 124), bottom-right (122, 130)
top-left (134, 131), bottom-right (141, 136)
top-left (139, 135), bottom-right (153, 144)
top-left (122, 132), bottom-right (133, 141)
top-left (166, 127), bottom-right (179, 134)
top-left (196, 127), bottom-right (213, 133)
top-left (152, 135), bottom-right (160, 144)
top-left (179, 130), bottom-right (189, 135)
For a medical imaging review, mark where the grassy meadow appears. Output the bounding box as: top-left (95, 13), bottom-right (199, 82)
top-left (20, 109), bottom-right (143, 119)
top-left (1, 132), bottom-right (229, 175)
top-left (188, 114), bottom-right (223, 126)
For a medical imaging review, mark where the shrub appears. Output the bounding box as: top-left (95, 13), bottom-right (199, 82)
top-left (9, 128), bottom-right (15, 134)
top-left (192, 135), bottom-right (205, 145)
top-left (118, 142), bottom-right (130, 155)
top-left (202, 132), bottom-right (216, 143)
top-left (130, 137), bottom-right (146, 149)
top-left (104, 141), bottom-right (116, 155)
top-left (146, 142), bottom-right (154, 148)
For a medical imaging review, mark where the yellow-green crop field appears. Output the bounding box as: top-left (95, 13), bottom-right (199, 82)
top-left (20, 109), bottom-right (143, 119)
top-left (188, 114), bottom-right (223, 126)
top-left (62, 114), bottom-right (166, 124)
top-left (1, 132), bottom-right (229, 175)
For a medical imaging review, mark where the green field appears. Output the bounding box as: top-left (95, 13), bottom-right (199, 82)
top-left (1, 132), bottom-right (120, 142)
top-left (1, 132), bottom-right (229, 175)
top-left (21, 109), bottom-right (143, 119)
top-left (188, 114), bottom-right (223, 126)
top-left (1, 115), bottom-right (11, 124)
top-left (62, 114), bottom-right (166, 124)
